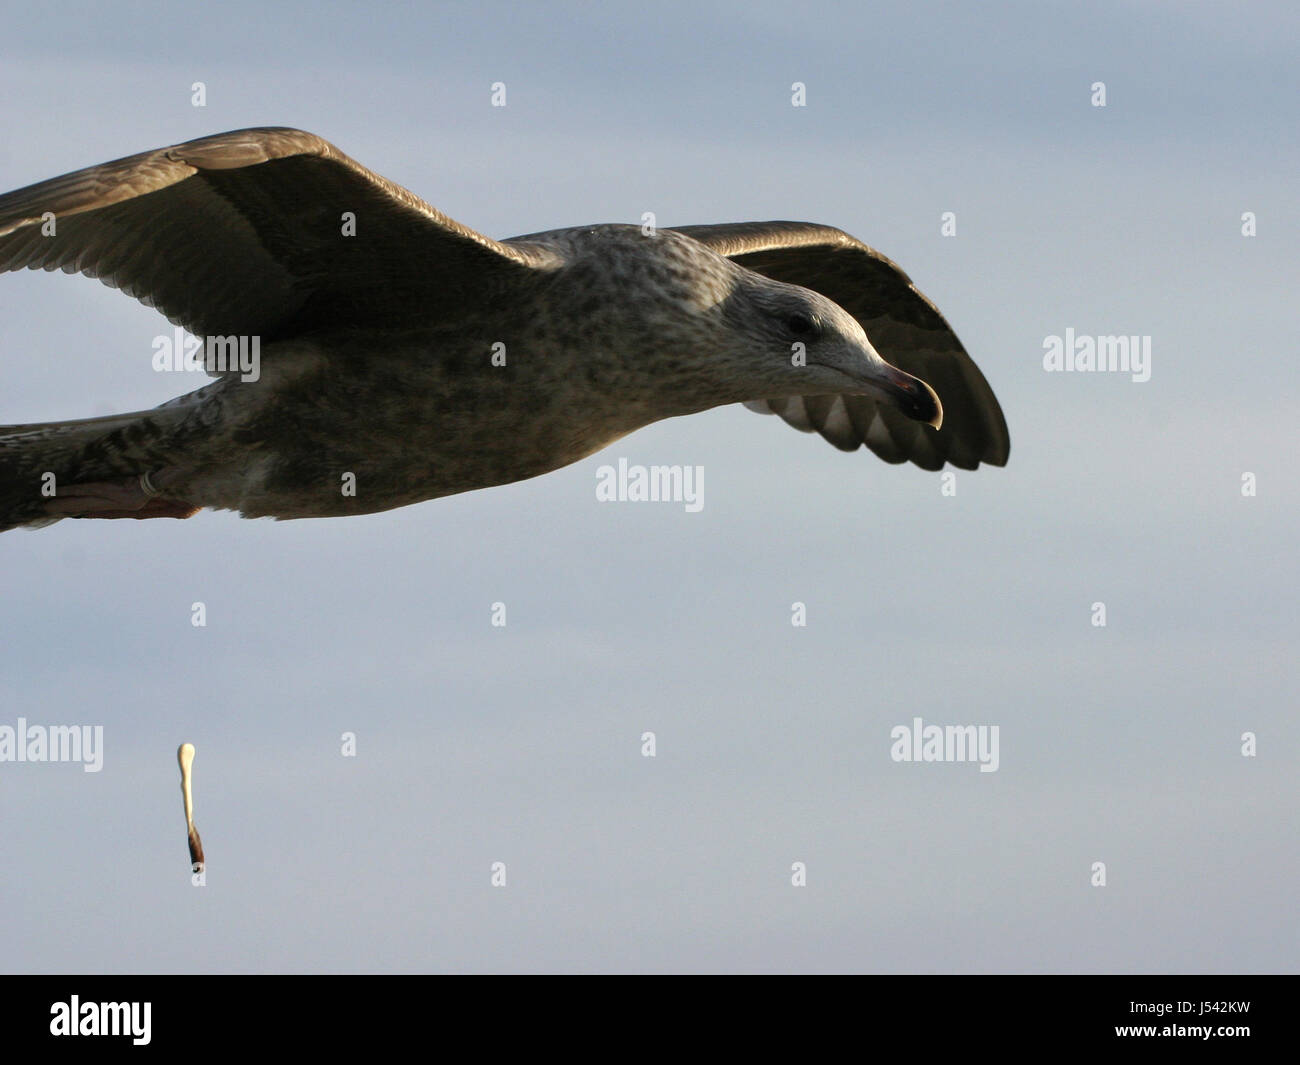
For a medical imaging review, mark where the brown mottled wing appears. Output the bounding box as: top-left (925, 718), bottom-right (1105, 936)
top-left (670, 221), bottom-right (1010, 470)
top-left (0, 127), bottom-right (549, 343)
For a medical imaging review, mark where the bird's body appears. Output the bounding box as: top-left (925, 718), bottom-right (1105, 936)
top-left (0, 128), bottom-right (1008, 531)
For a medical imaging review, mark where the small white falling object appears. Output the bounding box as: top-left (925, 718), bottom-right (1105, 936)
top-left (177, 743), bottom-right (205, 870)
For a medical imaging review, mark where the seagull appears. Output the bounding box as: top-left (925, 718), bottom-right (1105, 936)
top-left (0, 127), bottom-right (1008, 531)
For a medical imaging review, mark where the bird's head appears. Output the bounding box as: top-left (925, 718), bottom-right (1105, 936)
top-left (722, 271), bottom-right (943, 428)
top-left (537, 226), bottom-right (942, 430)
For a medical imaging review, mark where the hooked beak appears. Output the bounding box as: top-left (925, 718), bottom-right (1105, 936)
top-left (857, 361), bottom-right (944, 430)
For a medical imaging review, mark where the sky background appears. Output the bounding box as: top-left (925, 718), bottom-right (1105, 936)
top-left (0, 0), bottom-right (1296, 973)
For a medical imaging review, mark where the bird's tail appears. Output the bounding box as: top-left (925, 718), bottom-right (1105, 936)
top-left (0, 408), bottom-right (186, 532)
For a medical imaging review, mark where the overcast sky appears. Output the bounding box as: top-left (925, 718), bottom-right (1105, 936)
top-left (1, 1), bottom-right (1296, 973)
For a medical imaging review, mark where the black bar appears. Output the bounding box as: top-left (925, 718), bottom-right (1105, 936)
top-left (0, 975), bottom-right (1292, 1051)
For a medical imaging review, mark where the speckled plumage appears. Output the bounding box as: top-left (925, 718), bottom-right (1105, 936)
top-left (0, 127), bottom-right (1008, 531)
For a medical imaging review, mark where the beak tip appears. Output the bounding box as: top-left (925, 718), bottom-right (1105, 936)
top-left (874, 363), bottom-right (943, 429)
top-left (917, 379), bottom-right (943, 431)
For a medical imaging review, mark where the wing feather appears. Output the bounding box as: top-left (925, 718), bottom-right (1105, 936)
top-left (671, 221), bottom-right (1009, 470)
top-left (0, 127), bottom-right (554, 341)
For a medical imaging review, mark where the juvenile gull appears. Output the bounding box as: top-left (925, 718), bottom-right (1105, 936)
top-left (0, 127), bottom-right (1008, 531)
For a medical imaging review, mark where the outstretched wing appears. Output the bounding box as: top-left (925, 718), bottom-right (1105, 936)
top-left (0, 127), bottom-right (553, 341)
top-left (670, 221), bottom-right (1009, 470)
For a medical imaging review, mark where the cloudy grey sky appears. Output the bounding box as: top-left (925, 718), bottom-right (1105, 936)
top-left (1, 1), bottom-right (1296, 973)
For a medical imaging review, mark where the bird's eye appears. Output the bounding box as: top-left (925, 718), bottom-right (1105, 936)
top-left (786, 313), bottom-right (815, 337)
